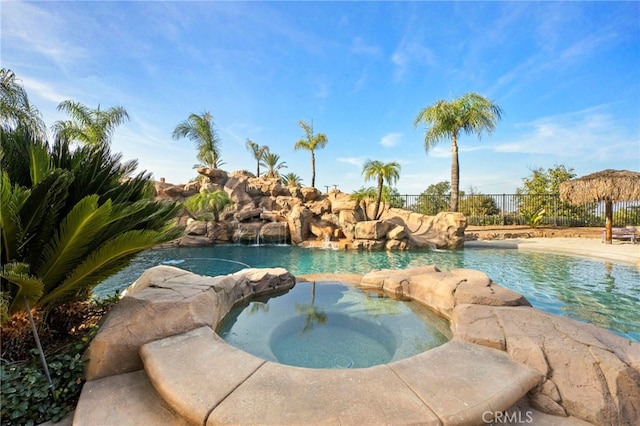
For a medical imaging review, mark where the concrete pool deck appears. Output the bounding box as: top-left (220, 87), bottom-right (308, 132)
top-left (465, 237), bottom-right (640, 266)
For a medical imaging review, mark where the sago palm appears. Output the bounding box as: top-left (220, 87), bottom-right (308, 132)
top-left (294, 119), bottom-right (328, 188)
top-left (173, 111), bottom-right (222, 169)
top-left (1, 128), bottom-right (181, 319)
top-left (362, 160), bottom-right (401, 220)
top-left (414, 92), bottom-right (502, 212)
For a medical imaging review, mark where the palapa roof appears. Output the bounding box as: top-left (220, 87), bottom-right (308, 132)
top-left (559, 169), bottom-right (640, 205)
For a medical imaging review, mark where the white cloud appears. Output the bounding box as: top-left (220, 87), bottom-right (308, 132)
top-left (493, 107), bottom-right (634, 160)
top-left (2, 2), bottom-right (88, 69)
top-left (391, 39), bottom-right (435, 81)
top-left (351, 37), bottom-right (381, 56)
top-left (21, 77), bottom-right (68, 104)
top-left (337, 157), bottom-right (365, 168)
top-left (380, 133), bottom-right (403, 147)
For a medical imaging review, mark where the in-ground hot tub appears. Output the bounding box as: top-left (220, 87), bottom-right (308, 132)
top-left (217, 281), bottom-right (452, 368)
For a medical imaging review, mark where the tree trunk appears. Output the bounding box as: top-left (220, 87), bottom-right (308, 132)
top-left (605, 200), bottom-right (612, 244)
top-left (374, 177), bottom-right (383, 220)
top-left (311, 150), bottom-right (316, 188)
top-left (450, 133), bottom-right (460, 212)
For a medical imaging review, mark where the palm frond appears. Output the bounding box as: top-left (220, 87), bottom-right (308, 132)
top-left (38, 229), bottom-right (175, 307)
top-left (1, 172), bottom-right (26, 262)
top-left (37, 195), bottom-right (114, 291)
top-left (19, 170), bottom-right (73, 268)
top-left (28, 137), bottom-right (51, 186)
top-left (0, 262), bottom-right (44, 315)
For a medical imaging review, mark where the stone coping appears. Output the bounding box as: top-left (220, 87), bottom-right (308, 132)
top-left (139, 327), bottom-right (540, 426)
top-left (74, 266), bottom-right (640, 425)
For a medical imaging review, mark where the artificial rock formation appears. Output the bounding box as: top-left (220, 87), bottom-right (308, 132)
top-left (154, 169), bottom-right (466, 250)
top-left (361, 267), bottom-right (640, 425)
top-left (77, 265), bottom-right (639, 425)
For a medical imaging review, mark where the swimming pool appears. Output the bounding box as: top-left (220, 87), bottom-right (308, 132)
top-left (94, 244), bottom-right (640, 342)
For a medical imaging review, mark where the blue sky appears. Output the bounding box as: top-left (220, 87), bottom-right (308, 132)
top-left (3, 1), bottom-right (639, 194)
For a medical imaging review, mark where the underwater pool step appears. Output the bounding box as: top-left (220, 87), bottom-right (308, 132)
top-left (136, 326), bottom-right (543, 425)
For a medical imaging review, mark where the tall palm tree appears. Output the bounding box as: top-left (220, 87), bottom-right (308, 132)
top-left (293, 119), bottom-right (328, 188)
top-left (245, 139), bottom-right (268, 177)
top-left (52, 100), bottom-right (129, 147)
top-left (260, 152), bottom-right (287, 179)
top-left (172, 111), bottom-right (222, 169)
top-left (0, 68), bottom-right (46, 138)
top-left (362, 160), bottom-right (401, 220)
top-left (414, 92), bottom-right (502, 212)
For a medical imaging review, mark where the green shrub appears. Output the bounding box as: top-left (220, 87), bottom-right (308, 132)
top-left (0, 330), bottom-right (93, 425)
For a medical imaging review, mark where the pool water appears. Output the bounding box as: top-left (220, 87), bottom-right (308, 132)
top-left (217, 282), bottom-right (451, 368)
top-left (94, 244), bottom-right (640, 342)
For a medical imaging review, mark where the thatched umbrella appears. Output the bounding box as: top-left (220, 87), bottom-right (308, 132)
top-left (559, 169), bottom-right (640, 244)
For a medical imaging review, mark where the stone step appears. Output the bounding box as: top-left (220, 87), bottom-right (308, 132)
top-left (139, 326), bottom-right (542, 425)
top-left (72, 370), bottom-right (190, 426)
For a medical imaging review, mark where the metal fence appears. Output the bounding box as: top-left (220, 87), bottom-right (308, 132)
top-left (395, 193), bottom-right (640, 227)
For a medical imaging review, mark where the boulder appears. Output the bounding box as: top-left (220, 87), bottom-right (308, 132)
top-left (182, 181), bottom-right (200, 196)
top-left (185, 220), bottom-right (207, 236)
top-left (206, 221), bottom-right (232, 242)
top-left (84, 266), bottom-right (295, 381)
top-left (196, 167), bottom-right (229, 185)
top-left (247, 177), bottom-right (288, 197)
top-left (380, 209), bottom-right (467, 249)
top-left (329, 191), bottom-right (357, 213)
top-left (300, 187), bottom-right (320, 202)
top-left (235, 208), bottom-right (263, 222)
top-left (309, 220), bottom-right (336, 240)
top-left (259, 222), bottom-right (290, 244)
top-left (306, 198), bottom-right (331, 216)
top-left (224, 173), bottom-right (253, 209)
top-left (233, 222), bottom-right (262, 244)
top-left (387, 224), bottom-right (406, 240)
top-left (286, 205), bottom-right (312, 244)
top-left (452, 304), bottom-right (640, 425)
top-left (354, 220), bottom-right (391, 240)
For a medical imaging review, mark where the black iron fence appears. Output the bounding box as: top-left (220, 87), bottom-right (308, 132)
top-left (395, 193), bottom-right (640, 227)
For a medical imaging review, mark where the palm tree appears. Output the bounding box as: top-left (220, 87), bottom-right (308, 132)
top-left (414, 92), bottom-right (502, 212)
top-left (172, 111), bottom-right (222, 169)
top-left (184, 189), bottom-right (232, 222)
top-left (52, 100), bottom-right (129, 147)
top-left (260, 152), bottom-right (287, 179)
top-left (362, 160), bottom-right (401, 220)
top-left (0, 68), bottom-right (46, 138)
top-left (293, 119), bottom-right (328, 188)
top-left (281, 172), bottom-right (303, 188)
top-left (245, 139), bottom-right (268, 177)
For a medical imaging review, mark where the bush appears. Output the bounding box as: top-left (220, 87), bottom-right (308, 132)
top-left (0, 295), bottom-right (117, 425)
top-left (1, 333), bottom-right (93, 425)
